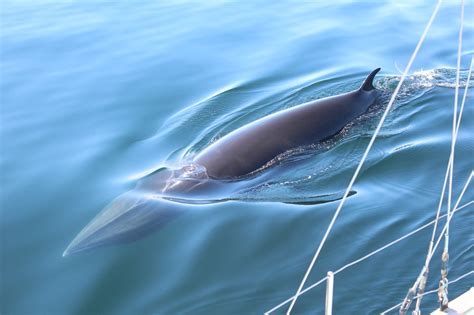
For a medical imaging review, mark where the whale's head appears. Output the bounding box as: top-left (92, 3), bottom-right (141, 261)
top-left (62, 191), bottom-right (187, 256)
top-left (62, 164), bottom-right (223, 256)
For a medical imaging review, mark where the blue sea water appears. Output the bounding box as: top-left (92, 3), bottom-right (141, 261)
top-left (1, 1), bottom-right (473, 314)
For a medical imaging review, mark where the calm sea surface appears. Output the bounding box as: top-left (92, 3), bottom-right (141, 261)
top-left (1, 1), bottom-right (473, 314)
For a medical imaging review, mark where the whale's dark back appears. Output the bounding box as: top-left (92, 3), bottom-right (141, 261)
top-left (194, 69), bottom-right (380, 179)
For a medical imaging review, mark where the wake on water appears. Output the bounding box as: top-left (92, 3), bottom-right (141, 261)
top-left (148, 68), bottom-right (471, 205)
top-left (64, 68), bottom-right (470, 255)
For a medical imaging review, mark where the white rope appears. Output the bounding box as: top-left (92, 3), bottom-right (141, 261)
top-left (284, 1), bottom-right (444, 313)
top-left (412, 54), bottom-right (473, 312)
top-left (430, 172), bottom-right (472, 265)
top-left (458, 57), bottom-right (474, 137)
top-left (263, 200), bottom-right (473, 314)
top-left (400, 171), bottom-right (472, 313)
top-left (381, 270), bottom-right (474, 314)
top-left (410, 4), bottom-right (468, 310)
top-left (446, 0), bottom-right (465, 254)
top-left (419, 54), bottom-right (472, 289)
top-left (424, 55), bottom-right (473, 280)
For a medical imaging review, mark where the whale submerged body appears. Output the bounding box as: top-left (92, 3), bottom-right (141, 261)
top-left (63, 68), bottom-right (381, 256)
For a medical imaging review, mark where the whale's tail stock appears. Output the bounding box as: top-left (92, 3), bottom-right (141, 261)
top-left (360, 67), bottom-right (381, 91)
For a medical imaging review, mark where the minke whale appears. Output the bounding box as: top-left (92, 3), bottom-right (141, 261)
top-left (63, 68), bottom-right (381, 256)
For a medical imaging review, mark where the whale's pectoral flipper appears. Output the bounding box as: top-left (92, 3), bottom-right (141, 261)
top-left (63, 191), bottom-right (186, 256)
top-left (360, 68), bottom-right (381, 91)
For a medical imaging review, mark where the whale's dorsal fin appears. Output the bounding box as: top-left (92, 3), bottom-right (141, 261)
top-left (360, 68), bottom-right (381, 91)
